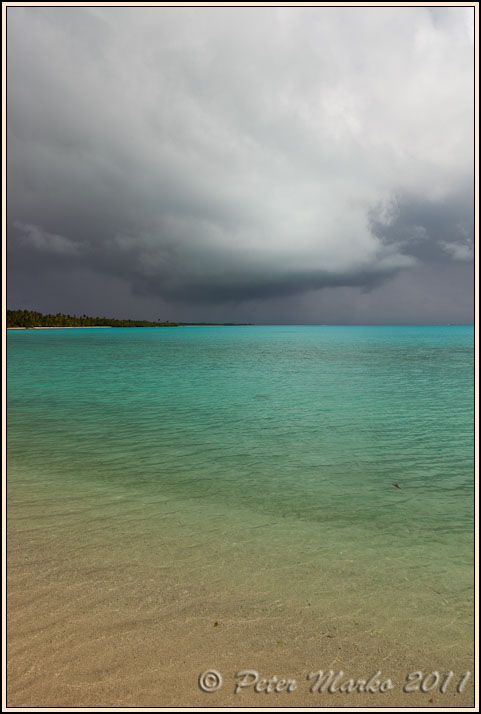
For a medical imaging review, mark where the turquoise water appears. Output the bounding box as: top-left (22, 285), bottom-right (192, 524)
top-left (7, 325), bottom-right (474, 660)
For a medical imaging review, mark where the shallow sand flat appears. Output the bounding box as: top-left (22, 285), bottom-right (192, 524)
top-left (7, 475), bottom-right (474, 708)
top-left (7, 555), bottom-right (475, 707)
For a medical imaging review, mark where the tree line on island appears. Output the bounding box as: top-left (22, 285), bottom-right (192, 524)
top-left (7, 310), bottom-right (252, 328)
top-left (7, 309), bottom-right (178, 328)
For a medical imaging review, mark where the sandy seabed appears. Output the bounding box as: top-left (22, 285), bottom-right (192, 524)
top-left (7, 474), bottom-right (475, 709)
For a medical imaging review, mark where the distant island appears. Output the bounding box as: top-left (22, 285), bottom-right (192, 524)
top-left (7, 310), bottom-right (252, 329)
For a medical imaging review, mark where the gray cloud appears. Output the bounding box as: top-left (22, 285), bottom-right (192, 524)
top-left (7, 6), bottom-right (474, 321)
top-left (369, 187), bottom-right (474, 264)
top-left (14, 222), bottom-right (82, 256)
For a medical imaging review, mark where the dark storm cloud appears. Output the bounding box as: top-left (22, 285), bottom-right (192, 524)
top-left (7, 6), bottom-right (474, 320)
top-left (369, 187), bottom-right (474, 264)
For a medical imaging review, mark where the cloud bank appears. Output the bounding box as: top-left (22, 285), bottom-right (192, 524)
top-left (7, 6), bottom-right (474, 321)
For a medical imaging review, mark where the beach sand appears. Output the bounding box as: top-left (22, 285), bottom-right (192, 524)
top-left (7, 474), bottom-right (474, 708)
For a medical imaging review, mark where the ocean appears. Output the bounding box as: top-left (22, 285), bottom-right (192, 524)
top-left (7, 325), bottom-right (474, 706)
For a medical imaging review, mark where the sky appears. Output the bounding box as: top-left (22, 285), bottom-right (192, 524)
top-left (7, 5), bottom-right (475, 323)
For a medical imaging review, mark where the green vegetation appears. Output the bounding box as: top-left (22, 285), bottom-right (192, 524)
top-left (7, 310), bottom-right (178, 328)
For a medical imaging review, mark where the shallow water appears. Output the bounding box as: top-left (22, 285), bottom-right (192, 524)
top-left (7, 325), bottom-right (474, 705)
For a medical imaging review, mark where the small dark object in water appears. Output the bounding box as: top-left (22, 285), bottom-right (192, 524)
top-left (392, 483), bottom-right (401, 489)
